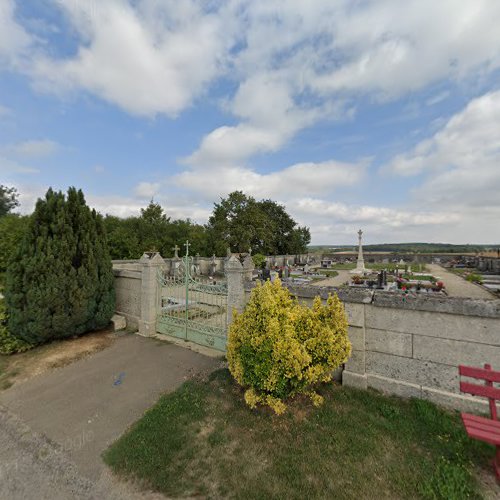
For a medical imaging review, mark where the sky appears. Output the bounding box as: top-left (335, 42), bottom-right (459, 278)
top-left (1, 0), bottom-right (500, 245)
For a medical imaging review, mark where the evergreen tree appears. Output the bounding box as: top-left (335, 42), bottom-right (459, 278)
top-left (5, 187), bottom-right (115, 344)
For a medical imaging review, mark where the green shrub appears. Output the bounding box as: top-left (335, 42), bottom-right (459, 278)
top-left (227, 279), bottom-right (351, 414)
top-left (5, 187), bottom-right (115, 344)
top-left (0, 300), bottom-right (33, 355)
top-left (466, 273), bottom-right (483, 285)
top-left (252, 253), bottom-right (266, 269)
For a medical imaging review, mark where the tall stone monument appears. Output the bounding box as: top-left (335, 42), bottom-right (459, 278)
top-left (350, 229), bottom-right (370, 275)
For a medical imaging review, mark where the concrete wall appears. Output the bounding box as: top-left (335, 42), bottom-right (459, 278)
top-left (113, 268), bottom-right (142, 329)
top-left (244, 283), bottom-right (500, 412)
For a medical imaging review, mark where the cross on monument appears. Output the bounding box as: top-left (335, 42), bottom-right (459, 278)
top-left (184, 240), bottom-right (191, 257)
top-left (172, 244), bottom-right (180, 259)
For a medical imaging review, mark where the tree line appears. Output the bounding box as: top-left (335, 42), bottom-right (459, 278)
top-left (0, 186), bottom-right (310, 282)
top-left (0, 185), bottom-right (310, 352)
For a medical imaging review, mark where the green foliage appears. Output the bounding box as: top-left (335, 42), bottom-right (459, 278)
top-left (0, 185), bottom-right (19, 217)
top-left (466, 273), bottom-right (483, 285)
top-left (4, 187), bottom-right (115, 344)
top-left (252, 253), bottom-right (266, 269)
top-left (227, 279), bottom-right (351, 413)
top-left (0, 214), bottom-right (30, 287)
top-left (0, 300), bottom-right (33, 355)
top-left (104, 201), bottom-right (209, 259)
top-left (206, 191), bottom-right (310, 256)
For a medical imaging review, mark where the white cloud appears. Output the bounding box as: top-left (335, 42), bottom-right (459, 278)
top-left (3, 139), bottom-right (60, 158)
top-left (426, 91), bottom-right (450, 107)
top-left (388, 90), bottom-right (500, 208)
top-left (0, 103), bottom-right (12, 116)
top-left (185, 0), bottom-right (500, 170)
top-left (293, 198), bottom-right (458, 228)
top-left (0, 156), bottom-right (39, 175)
top-left (0, 0), bottom-right (32, 65)
top-left (15, 182), bottom-right (212, 222)
top-left (175, 159), bottom-right (366, 200)
top-left (134, 181), bottom-right (161, 199)
top-left (31, 0), bottom-right (239, 117)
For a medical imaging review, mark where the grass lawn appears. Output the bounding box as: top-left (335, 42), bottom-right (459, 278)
top-left (104, 369), bottom-right (494, 499)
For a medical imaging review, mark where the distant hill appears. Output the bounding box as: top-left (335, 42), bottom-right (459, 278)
top-left (309, 243), bottom-right (500, 254)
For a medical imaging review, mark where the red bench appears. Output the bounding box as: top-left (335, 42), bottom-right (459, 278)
top-left (459, 363), bottom-right (500, 481)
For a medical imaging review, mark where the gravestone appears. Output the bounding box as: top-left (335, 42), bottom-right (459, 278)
top-left (209, 254), bottom-right (217, 277)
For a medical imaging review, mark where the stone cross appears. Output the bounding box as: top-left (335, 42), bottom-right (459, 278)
top-left (172, 245), bottom-right (180, 259)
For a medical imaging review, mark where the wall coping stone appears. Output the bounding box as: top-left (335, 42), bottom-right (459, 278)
top-left (372, 291), bottom-right (500, 318)
top-left (244, 282), bottom-right (500, 318)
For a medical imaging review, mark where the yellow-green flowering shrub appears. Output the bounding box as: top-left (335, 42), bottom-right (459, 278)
top-left (227, 279), bottom-right (351, 414)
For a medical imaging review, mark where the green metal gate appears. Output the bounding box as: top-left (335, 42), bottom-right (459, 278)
top-left (156, 242), bottom-right (228, 351)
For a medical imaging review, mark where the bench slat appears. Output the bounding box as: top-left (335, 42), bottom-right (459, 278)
top-left (459, 365), bottom-right (500, 383)
top-left (463, 425), bottom-right (500, 446)
top-left (462, 414), bottom-right (500, 436)
top-left (460, 381), bottom-right (500, 400)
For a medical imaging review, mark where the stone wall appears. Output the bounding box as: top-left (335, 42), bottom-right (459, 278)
top-left (113, 268), bottom-right (142, 329)
top-left (244, 283), bottom-right (500, 412)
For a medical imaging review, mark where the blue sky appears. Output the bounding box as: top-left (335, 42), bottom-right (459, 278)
top-left (1, 0), bottom-right (500, 245)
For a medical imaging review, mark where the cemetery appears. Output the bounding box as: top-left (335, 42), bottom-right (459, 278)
top-left (1, 192), bottom-right (499, 499)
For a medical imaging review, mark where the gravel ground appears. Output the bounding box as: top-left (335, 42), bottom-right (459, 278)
top-left (310, 270), bottom-right (351, 287)
top-left (426, 264), bottom-right (496, 299)
top-left (0, 334), bottom-right (220, 499)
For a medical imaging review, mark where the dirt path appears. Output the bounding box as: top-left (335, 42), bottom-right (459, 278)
top-left (0, 334), bottom-right (220, 498)
top-left (1, 329), bottom-right (115, 390)
top-left (427, 264), bottom-right (495, 299)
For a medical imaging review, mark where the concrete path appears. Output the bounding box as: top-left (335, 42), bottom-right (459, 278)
top-left (311, 270), bottom-right (351, 287)
top-left (427, 264), bottom-right (495, 299)
top-left (0, 334), bottom-right (220, 498)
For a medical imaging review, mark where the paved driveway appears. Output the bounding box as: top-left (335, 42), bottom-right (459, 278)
top-left (0, 334), bottom-right (220, 498)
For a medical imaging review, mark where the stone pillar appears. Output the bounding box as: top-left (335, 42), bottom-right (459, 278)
top-left (226, 255), bottom-right (245, 326)
top-left (138, 252), bottom-right (165, 337)
top-left (242, 254), bottom-right (255, 281)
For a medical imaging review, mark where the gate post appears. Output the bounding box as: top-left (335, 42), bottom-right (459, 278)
top-left (138, 252), bottom-right (165, 337)
top-left (226, 255), bottom-right (245, 326)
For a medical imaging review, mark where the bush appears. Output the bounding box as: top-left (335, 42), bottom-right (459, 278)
top-left (466, 273), bottom-right (483, 285)
top-left (252, 253), bottom-right (266, 269)
top-left (227, 279), bottom-right (351, 414)
top-left (0, 214), bottom-right (30, 282)
top-left (5, 187), bottom-right (115, 344)
top-left (0, 300), bottom-right (33, 355)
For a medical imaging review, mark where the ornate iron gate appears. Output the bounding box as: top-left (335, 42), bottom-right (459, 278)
top-left (156, 242), bottom-right (228, 351)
